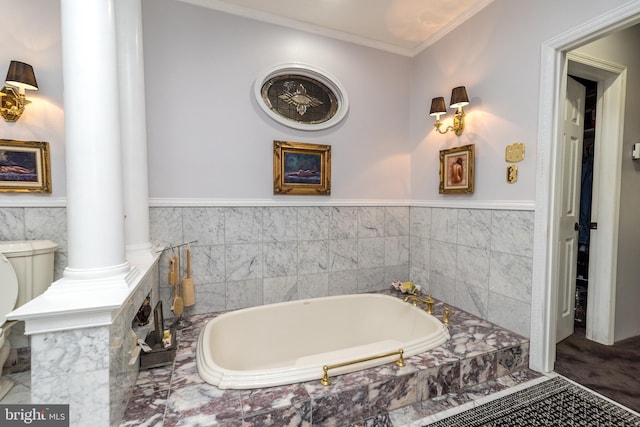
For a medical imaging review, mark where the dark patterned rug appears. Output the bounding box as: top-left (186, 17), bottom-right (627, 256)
top-left (425, 376), bottom-right (640, 426)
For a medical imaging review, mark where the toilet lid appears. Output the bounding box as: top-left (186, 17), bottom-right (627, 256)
top-left (0, 253), bottom-right (18, 328)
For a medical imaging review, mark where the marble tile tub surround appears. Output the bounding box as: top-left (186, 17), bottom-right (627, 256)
top-left (121, 290), bottom-right (531, 426)
top-left (149, 206), bottom-right (534, 337)
top-left (27, 260), bottom-right (160, 427)
top-left (150, 206), bottom-right (413, 319)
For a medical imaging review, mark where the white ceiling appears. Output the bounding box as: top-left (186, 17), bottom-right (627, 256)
top-left (177, 0), bottom-right (494, 56)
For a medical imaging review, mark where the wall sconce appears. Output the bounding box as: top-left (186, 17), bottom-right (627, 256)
top-left (429, 86), bottom-right (469, 136)
top-left (1, 61), bottom-right (39, 122)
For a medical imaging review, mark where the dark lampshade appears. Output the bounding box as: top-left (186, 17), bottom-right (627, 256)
top-left (5, 61), bottom-right (38, 91)
top-left (449, 86), bottom-right (469, 109)
top-left (429, 97), bottom-right (446, 116)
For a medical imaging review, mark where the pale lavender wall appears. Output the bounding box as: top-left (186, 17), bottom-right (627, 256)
top-left (410, 0), bottom-right (630, 202)
top-left (0, 0), bottom-right (65, 204)
top-left (142, 0), bottom-right (412, 201)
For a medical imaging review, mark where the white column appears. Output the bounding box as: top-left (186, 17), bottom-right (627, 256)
top-left (61, 0), bottom-right (129, 279)
top-left (115, 0), bottom-right (154, 262)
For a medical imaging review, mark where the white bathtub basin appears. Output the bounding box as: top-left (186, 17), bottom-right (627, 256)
top-left (196, 293), bottom-right (449, 389)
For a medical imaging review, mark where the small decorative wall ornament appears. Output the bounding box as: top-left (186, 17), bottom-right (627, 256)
top-left (255, 63), bottom-right (349, 131)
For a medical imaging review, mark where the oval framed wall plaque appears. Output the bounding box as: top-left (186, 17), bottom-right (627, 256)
top-left (255, 63), bottom-right (349, 131)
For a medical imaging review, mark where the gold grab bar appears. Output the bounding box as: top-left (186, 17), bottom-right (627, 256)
top-left (320, 349), bottom-right (405, 386)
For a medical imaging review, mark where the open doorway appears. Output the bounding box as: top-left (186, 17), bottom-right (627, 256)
top-left (571, 75), bottom-right (597, 333)
top-left (529, 5), bottom-right (637, 376)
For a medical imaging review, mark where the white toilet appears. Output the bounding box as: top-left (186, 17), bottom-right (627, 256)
top-left (0, 240), bottom-right (58, 400)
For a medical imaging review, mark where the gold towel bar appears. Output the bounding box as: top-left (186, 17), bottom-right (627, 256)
top-left (320, 349), bottom-right (405, 386)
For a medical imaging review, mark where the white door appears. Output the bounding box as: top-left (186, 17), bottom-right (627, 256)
top-left (556, 76), bottom-right (586, 343)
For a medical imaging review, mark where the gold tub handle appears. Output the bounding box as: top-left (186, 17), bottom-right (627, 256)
top-left (320, 349), bottom-right (405, 386)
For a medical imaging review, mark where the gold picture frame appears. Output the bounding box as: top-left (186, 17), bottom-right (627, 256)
top-left (273, 140), bottom-right (331, 195)
top-left (0, 139), bottom-right (52, 193)
top-left (439, 144), bottom-right (474, 194)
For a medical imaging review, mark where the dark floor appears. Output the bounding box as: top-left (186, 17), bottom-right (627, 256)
top-left (555, 327), bottom-right (640, 413)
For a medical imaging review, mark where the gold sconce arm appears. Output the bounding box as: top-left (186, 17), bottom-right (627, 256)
top-left (433, 109), bottom-right (465, 136)
top-left (1, 86), bottom-right (30, 122)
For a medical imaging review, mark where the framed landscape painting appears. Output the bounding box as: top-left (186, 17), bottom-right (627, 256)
top-left (273, 140), bottom-right (331, 195)
top-left (0, 139), bottom-right (51, 193)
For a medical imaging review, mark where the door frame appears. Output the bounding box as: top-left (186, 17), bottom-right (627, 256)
top-left (530, 2), bottom-right (640, 373)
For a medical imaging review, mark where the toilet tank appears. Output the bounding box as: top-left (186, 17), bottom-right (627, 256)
top-left (0, 240), bottom-right (58, 307)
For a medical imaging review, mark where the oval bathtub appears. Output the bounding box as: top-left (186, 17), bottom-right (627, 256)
top-left (196, 293), bottom-right (450, 389)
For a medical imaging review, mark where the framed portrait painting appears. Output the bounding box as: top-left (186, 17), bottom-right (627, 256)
top-left (273, 140), bottom-right (331, 195)
top-left (439, 144), bottom-right (474, 194)
top-left (0, 139), bottom-right (52, 193)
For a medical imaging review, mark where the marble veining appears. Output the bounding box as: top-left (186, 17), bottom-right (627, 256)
top-left (121, 290), bottom-right (532, 426)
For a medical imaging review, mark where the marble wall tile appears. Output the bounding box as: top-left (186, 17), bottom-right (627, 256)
top-left (183, 207), bottom-right (224, 245)
top-left (263, 207), bottom-right (298, 242)
top-left (430, 208), bottom-right (458, 244)
top-left (297, 273), bottom-right (328, 299)
top-left (384, 265), bottom-right (410, 287)
top-left (225, 207), bottom-right (263, 244)
top-left (31, 326), bottom-right (110, 376)
top-left (429, 273), bottom-right (456, 305)
top-left (53, 251), bottom-right (67, 281)
top-left (385, 206), bottom-right (410, 236)
top-left (430, 241), bottom-right (456, 279)
top-left (226, 279), bottom-right (263, 310)
top-left (187, 281), bottom-right (226, 314)
top-left (187, 244), bottom-right (225, 284)
top-left (455, 281), bottom-right (489, 319)
top-left (150, 207), bottom-right (183, 246)
top-left (409, 207), bottom-right (431, 239)
top-left (0, 207), bottom-right (25, 240)
top-left (297, 207), bottom-right (329, 240)
top-left (298, 240), bottom-right (328, 274)
top-left (409, 266), bottom-right (429, 292)
top-left (457, 209), bottom-right (491, 249)
top-left (488, 292), bottom-right (531, 338)
top-left (225, 243), bottom-right (262, 281)
top-left (409, 236), bottom-right (430, 270)
top-left (358, 267), bottom-right (386, 293)
top-left (489, 251), bottom-right (532, 303)
top-left (456, 246), bottom-right (490, 289)
top-left (263, 276), bottom-right (298, 304)
top-left (329, 207), bottom-right (358, 239)
top-left (329, 270), bottom-right (358, 296)
top-left (24, 207), bottom-right (68, 251)
top-left (329, 238), bottom-right (358, 271)
top-left (385, 236), bottom-right (409, 266)
top-left (358, 207), bottom-right (384, 238)
top-left (263, 241), bottom-right (297, 278)
top-left (358, 237), bottom-right (384, 268)
top-left (491, 210), bottom-right (534, 257)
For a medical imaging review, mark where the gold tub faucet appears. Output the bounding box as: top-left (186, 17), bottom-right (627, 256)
top-left (442, 307), bottom-right (455, 324)
top-left (403, 293), bottom-right (435, 314)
